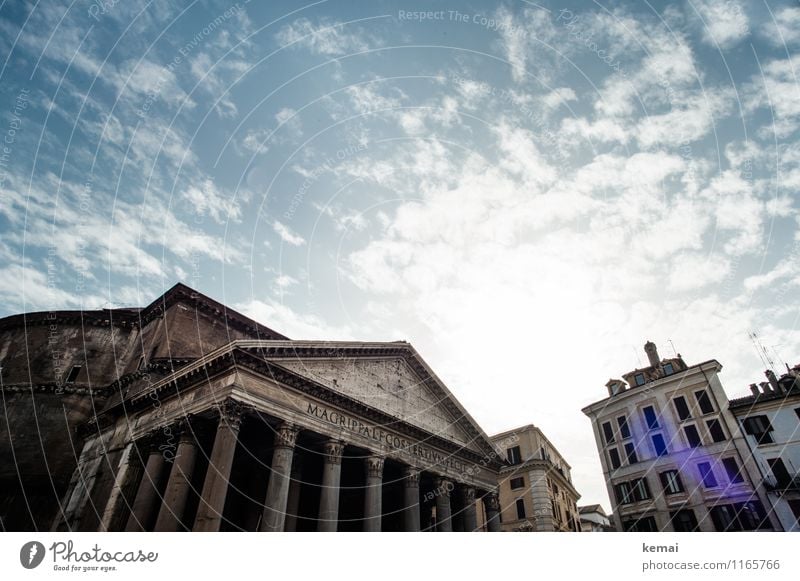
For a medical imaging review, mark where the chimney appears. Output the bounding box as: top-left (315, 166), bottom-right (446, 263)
top-left (750, 383), bottom-right (760, 396)
top-left (765, 369), bottom-right (782, 394)
top-left (759, 381), bottom-right (772, 394)
top-left (644, 341), bottom-right (660, 368)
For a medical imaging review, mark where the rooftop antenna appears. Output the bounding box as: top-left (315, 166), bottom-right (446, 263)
top-left (633, 346), bottom-right (643, 368)
top-left (667, 339), bottom-right (677, 357)
top-left (748, 331), bottom-right (775, 373)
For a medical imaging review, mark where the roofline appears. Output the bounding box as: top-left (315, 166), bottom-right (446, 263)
top-left (581, 359), bottom-right (722, 415)
top-left (0, 282), bottom-right (289, 340)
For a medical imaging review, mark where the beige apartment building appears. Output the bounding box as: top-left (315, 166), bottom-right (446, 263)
top-left (582, 342), bottom-right (779, 532)
top-left (481, 424), bottom-right (581, 531)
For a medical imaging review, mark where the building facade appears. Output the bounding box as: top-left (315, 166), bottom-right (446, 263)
top-left (488, 424), bottom-right (581, 532)
top-left (578, 504), bottom-right (613, 532)
top-left (729, 366), bottom-right (800, 531)
top-left (582, 342), bottom-right (779, 532)
top-left (0, 283), bottom-right (504, 532)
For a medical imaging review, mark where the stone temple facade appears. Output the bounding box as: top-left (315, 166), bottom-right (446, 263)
top-left (0, 283), bottom-right (504, 532)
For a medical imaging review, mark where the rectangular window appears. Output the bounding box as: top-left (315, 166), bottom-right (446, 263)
top-left (742, 415), bottom-right (774, 444)
top-left (706, 419), bottom-right (726, 442)
top-left (710, 501), bottom-right (769, 531)
top-left (643, 405), bottom-right (659, 429)
top-left (651, 433), bottom-right (668, 456)
top-left (515, 498), bottom-right (526, 520)
top-left (795, 408), bottom-right (800, 422)
top-left (608, 448), bottom-right (621, 470)
top-left (635, 373), bottom-right (646, 386)
top-left (768, 458), bottom-right (792, 487)
top-left (631, 478), bottom-right (651, 502)
top-left (65, 365), bottom-right (81, 383)
top-left (698, 462), bottom-right (718, 488)
top-left (695, 390), bottom-right (714, 414)
top-left (722, 457), bottom-right (744, 484)
top-left (659, 470), bottom-right (684, 495)
top-left (663, 362), bottom-right (675, 375)
top-left (614, 482), bottom-right (632, 505)
top-left (617, 416), bottom-right (631, 439)
top-left (670, 509), bottom-right (698, 532)
top-left (602, 422), bottom-right (615, 444)
top-left (673, 396), bottom-right (691, 421)
top-left (507, 446), bottom-right (522, 465)
top-left (510, 477), bottom-right (525, 490)
top-left (683, 425), bottom-right (702, 448)
top-left (623, 516), bottom-right (657, 532)
top-left (624, 443), bottom-right (638, 464)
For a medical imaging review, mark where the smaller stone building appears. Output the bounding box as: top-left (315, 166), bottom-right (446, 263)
top-left (482, 424), bottom-right (581, 532)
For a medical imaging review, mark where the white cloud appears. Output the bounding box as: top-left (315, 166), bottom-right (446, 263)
top-left (761, 7), bottom-right (800, 47)
top-left (273, 221), bottom-right (306, 246)
top-left (276, 17), bottom-right (377, 56)
top-left (236, 298), bottom-right (353, 340)
top-left (182, 179), bottom-right (243, 224)
top-left (691, 0), bottom-right (750, 49)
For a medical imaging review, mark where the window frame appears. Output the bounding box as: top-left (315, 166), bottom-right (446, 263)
top-left (608, 447), bottom-right (621, 470)
top-left (617, 415), bottom-right (631, 439)
top-left (643, 405), bottom-right (660, 430)
top-left (706, 418), bottom-right (726, 443)
top-left (722, 457), bottom-right (744, 485)
top-left (602, 421), bottom-right (615, 445)
top-left (673, 395), bottom-right (691, 421)
top-left (515, 498), bottom-right (526, 520)
top-left (509, 476), bottom-right (525, 490)
top-left (683, 424), bottom-right (702, 448)
top-left (698, 461), bottom-right (719, 488)
top-left (624, 442), bottom-right (638, 464)
top-left (651, 433), bottom-right (668, 456)
top-left (507, 446), bottom-right (522, 465)
top-left (659, 469), bottom-right (684, 495)
top-left (694, 389), bottom-right (714, 415)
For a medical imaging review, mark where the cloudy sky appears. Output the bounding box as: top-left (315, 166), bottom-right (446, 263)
top-left (1, 0), bottom-right (799, 510)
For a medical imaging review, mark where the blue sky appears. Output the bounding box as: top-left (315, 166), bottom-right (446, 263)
top-left (1, 0), bottom-right (799, 509)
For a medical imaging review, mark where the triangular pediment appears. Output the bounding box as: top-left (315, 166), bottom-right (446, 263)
top-left (273, 353), bottom-right (486, 454)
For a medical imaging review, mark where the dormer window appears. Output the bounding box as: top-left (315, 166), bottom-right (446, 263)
top-left (634, 373), bottom-right (646, 386)
top-left (663, 362), bottom-right (675, 375)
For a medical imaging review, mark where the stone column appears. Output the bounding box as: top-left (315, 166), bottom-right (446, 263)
top-left (363, 455), bottom-right (385, 532)
top-left (260, 422), bottom-right (299, 532)
top-left (98, 441), bottom-right (135, 531)
top-left (484, 492), bottom-right (501, 532)
top-left (283, 454), bottom-right (303, 532)
top-left (460, 487), bottom-right (478, 532)
top-left (403, 467), bottom-right (421, 532)
top-left (317, 439), bottom-right (345, 532)
top-left (124, 438), bottom-right (166, 532)
top-left (192, 400), bottom-right (245, 532)
top-left (435, 478), bottom-right (453, 532)
top-left (154, 421), bottom-right (200, 531)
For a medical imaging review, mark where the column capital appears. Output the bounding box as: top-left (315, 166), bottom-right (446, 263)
top-left (484, 492), bottom-right (499, 511)
top-left (175, 415), bottom-right (200, 444)
top-left (216, 399), bottom-right (246, 430)
top-left (435, 477), bottom-right (453, 497)
top-left (273, 422), bottom-right (300, 449)
top-left (321, 439), bottom-right (346, 465)
top-left (364, 455), bottom-right (385, 479)
top-left (403, 466), bottom-right (421, 487)
top-left (143, 431), bottom-right (166, 454)
top-left (460, 486), bottom-right (476, 504)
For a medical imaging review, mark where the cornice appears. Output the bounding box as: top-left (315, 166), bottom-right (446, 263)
top-left (94, 342), bottom-right (502, 469)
